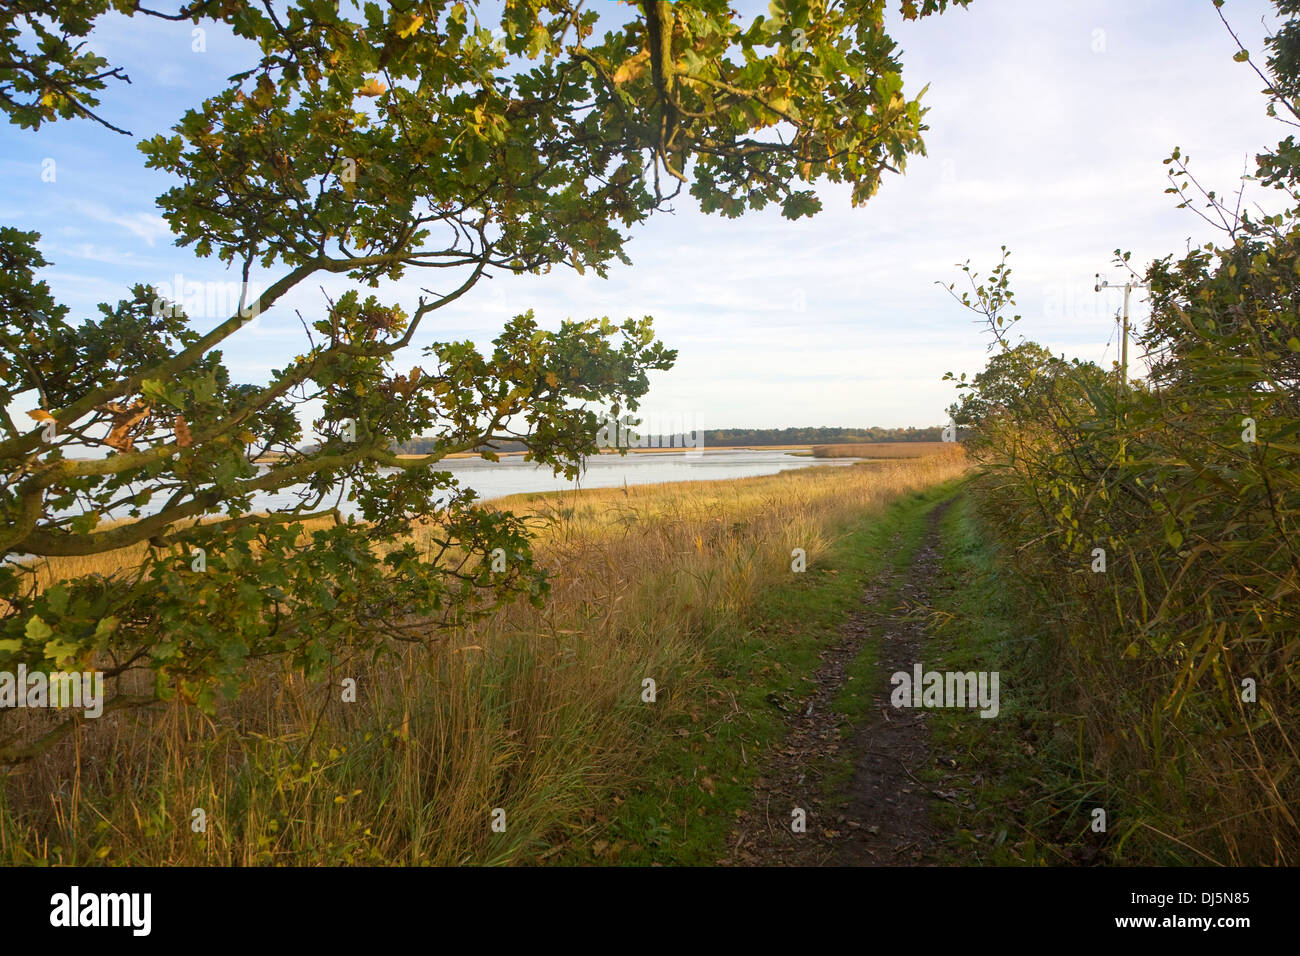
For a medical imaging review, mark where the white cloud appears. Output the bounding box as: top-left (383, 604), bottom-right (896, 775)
top-left (68, 200), bottom-right (173, 247)
top-left (4, 0), bottom-right (1288, 429)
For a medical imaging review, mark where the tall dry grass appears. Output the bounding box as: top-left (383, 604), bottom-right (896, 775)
top-left (812, 441), bottom-right (958, 459)
top-left (0, 454), bottom-right (966, 865)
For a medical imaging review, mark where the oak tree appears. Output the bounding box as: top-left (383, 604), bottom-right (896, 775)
top-left (0, 0), bottom-right (965, 757)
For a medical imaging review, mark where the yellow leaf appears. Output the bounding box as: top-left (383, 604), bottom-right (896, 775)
top-left (612, 49), bottom-right (649, 86)
top-left (358, 78), bottom-right (387, 97)
top-left (545, 371), bottom-right (559, 388)
top-left (27, 409), bottom-right (55, 422)
top-left (397, 14), bottom-right (424, 38)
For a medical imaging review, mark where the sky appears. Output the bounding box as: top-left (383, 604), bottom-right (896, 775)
top-left (0, 0), bottom-right (1288, 432)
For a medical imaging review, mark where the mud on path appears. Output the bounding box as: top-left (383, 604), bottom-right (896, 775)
top-left (726, 498), bottom-right (958, 866)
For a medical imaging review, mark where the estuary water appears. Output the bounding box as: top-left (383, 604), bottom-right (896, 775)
top-left (46, 448), bottom-right (861, 528)
top-left (429, 447), bottom-right (857, 502)
top-left (260, 447), bottom-right (857, 515)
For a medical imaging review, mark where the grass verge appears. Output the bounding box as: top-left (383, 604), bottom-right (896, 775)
top-left (572, 480), bottom-right (965, 865)
top-left (920, 490), bottom-right (1117, 865)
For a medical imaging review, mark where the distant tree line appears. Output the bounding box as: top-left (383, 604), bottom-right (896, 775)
top-left (389, 425), bottom-right (944, 455)
top-left (703, 426), bottom-right (943, 446)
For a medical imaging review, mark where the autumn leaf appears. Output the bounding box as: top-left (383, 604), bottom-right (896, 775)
top-left (101, 400), bottom-right (152, 452)
top-left (387, 366), bottom-right (425, 400)
top-left (27, 408), bottom-right (55, 422)
top-left (174, 415), bottom-right (193, 447)
top-left (397, 14), bottom-right (424, 39)
top-left (612, 49), bottom-right (649, 86)
top-left (359, 78), bottom-right (387, 97)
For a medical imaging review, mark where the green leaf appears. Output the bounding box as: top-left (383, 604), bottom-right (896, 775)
top-left (25, 615), bottom-right (53, 643)
top-left (45, 583), bottom-right (69, 616)
top-left (44, 638), bottom-right (82, 667)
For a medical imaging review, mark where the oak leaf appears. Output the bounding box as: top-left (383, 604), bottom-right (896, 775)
top-left (612, 49), bottom-right (649, 86)
top-left (101, 400), bottom-right (152, 452)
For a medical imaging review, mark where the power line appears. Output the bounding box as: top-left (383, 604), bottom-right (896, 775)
top-left (1094, 275), bottom-right (1147, 391)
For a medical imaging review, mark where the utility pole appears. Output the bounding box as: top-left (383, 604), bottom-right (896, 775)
top-left (1094, 275), bottom-right (1148, 390)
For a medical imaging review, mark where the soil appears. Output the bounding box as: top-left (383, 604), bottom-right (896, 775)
top-left (725, 500), bottom-right (958, 866)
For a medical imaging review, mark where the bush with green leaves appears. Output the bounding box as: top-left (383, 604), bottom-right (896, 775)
top-left (944, 0), bottom-right (1300, 863)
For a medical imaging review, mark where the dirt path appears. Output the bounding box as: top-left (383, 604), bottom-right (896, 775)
top-left (727, 499), bottom-right (956, 866)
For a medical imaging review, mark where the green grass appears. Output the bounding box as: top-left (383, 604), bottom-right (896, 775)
top-left (568, 480), bottom-right (965, 865)
top-left (815, 491), bottom-right (952, 801)
top-left (830, 492), bottom-right (939, 724)
top-left (920, 490), bottom-right (1106, 865)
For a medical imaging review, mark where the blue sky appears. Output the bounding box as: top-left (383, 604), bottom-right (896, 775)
top-left (0, 0), bottom-right (1286, 431)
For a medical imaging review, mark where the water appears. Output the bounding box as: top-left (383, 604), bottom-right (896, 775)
top-left (272, 447), bottom-right (858, 514)
top-left (64, 448), bottom-right (860, 525)
top-left (430, 447), bottom-right (858, 502)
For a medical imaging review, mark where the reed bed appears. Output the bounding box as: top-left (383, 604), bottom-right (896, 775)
top-left (0, 454), bottom-right (966, 865)
top-left (811, 441), bottom-right (958, 459)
